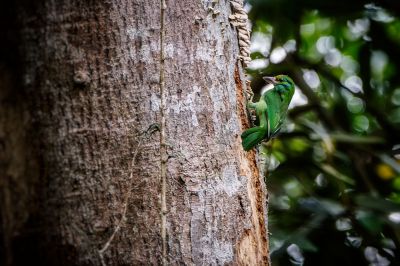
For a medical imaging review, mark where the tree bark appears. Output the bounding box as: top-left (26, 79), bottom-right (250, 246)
top-left (2, 0), bottom-right (269, 265)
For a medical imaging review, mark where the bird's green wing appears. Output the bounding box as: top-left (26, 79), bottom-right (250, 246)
top-left (264, 89), bottom-right (284, 138)
top-left (264, 83), bottom-right (294, 138)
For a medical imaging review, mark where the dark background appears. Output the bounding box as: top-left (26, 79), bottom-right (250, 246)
top-left (247, 0), bottom-right (400, 265)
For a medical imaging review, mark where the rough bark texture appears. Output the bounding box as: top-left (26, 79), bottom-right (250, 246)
top-left (1, 0), bottom-right (269, 265)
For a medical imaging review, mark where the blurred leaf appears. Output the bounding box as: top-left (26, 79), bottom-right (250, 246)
top-left (392, 88), bottom-right (400, 105)
top-left (356, 210), bottom-right (383, 234)
top-left (345, 233), bottom-right (363, 248)
top-left (329, 132), bottom-right (384, 144)
top-left (284, 179), bottom-right (304, 198)
top-left (379, 154), bottom-right (400, 174)
top-left (299, 197), bottom-right (345, 216)
top-left (355, 195), bottom-right (400, 213)
top-left (388, 107), bottom-right (400, 124)
top-left (392, 178), bottom-right (400, 191)
top-left (352, 115), bottom-right (370, 132)
top-left (320, 164), bottom-right (355, 185)
top-left (288, 137), bottom-right (310, 153)
top-left (291, 236), bottom-right (318, 252)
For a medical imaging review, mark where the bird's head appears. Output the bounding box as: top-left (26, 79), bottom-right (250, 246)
top-left (263, 75), bottom-right (295, 88)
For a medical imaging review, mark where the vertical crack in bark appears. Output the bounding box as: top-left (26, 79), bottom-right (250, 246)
top-left (159, 0), bottom-right (168, 265)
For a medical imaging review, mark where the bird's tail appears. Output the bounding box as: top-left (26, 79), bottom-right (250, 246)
top-left (241, 126), bottom-right (268, 151)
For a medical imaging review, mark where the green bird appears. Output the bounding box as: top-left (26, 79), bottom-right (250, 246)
top-left (241, 75), bottom-right (295, 151)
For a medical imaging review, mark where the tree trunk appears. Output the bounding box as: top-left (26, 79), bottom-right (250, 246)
top-left (2, 0), bottom-right (269, 265)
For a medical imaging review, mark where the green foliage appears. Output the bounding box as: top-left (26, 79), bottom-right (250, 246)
top-left (247, 0), bottom-right (400, 265)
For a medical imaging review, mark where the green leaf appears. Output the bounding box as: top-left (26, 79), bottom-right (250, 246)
top-left (320, 164), bottom-right (355, 185)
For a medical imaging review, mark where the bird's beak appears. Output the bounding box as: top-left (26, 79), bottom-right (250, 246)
top-left (263, 76), bottom-right (276, 85)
